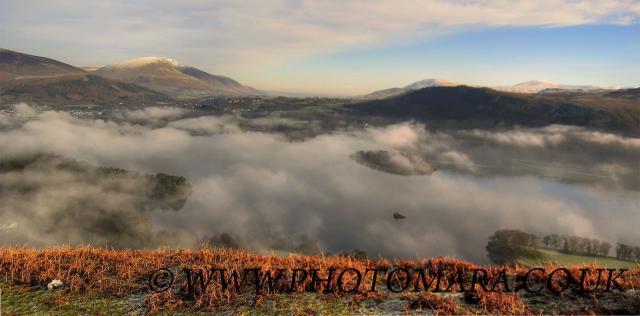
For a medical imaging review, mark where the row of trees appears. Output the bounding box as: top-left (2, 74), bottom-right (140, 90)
top-left (615, 243), bottom-right (640, 262)
top-left (487, 229), bottom-right (639, 262)
top-left (540, 233), bottom-right (611, 257)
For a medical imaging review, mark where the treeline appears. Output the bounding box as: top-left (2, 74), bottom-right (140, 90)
top-left (540, 233), bottom-right (611, 257)
top-left (486, 229), bottom-right (640, 262)
top-left (616, 243), bottom-right (640, 262)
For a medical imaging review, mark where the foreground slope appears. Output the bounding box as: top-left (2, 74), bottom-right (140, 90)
top-left (0, 247), bottom-right (638, 314)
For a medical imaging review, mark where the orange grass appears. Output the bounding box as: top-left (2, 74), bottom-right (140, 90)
top-left (0, 246), bottom-right (638, 313)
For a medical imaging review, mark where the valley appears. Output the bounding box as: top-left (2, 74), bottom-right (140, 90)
top-left (0, 47), bottom-right (638, 314)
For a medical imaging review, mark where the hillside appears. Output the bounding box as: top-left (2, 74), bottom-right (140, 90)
top-left (515, 248), bottom-right (637, 269)
top-left (361, 78), bottom-right (461, 99)
top-left (0, 48), bottom-right (83, 82)
top-left (94, 57), bottom-right (260, 98)
top-left (0, 247), bottom-right (638, 314)
top-left (0, 73), bottom-right (171, 106)
top-left (348, 86), bottom-right (640, 135)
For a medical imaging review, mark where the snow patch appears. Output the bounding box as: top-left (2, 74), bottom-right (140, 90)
top-left (108, 56), bottom-right (181, 68)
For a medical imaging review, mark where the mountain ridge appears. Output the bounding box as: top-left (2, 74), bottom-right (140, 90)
top-left (349, 85), bottom-right (640, 136)
top-left (361, 78), bottom-right (620, 99)
top-left (0, 48), bottom-right (84, 82)
top-left (0, 49), bottom-right (261, 102)
top-left (94, 57), bottom-right (260, 98)
top-left (360, 78), bottom-right (461, 99)
top-left (0, 73), bottom-right (171, 106)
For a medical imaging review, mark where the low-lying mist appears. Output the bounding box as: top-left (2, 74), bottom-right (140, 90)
top-left (0, 105), bottom-right (638, 263)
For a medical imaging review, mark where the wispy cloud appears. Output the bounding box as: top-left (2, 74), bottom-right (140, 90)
top-left (1, 0), bottom-right (638, 93)
top-left (2, 0), bottom-right (637, 65)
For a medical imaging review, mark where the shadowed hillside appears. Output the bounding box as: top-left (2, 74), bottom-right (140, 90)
top-left (348, 86), bottom-right (640, 136)
top-left (0, 48), bottom-right (84, 82)
top-left (0, 74), bottom-right (171, 106)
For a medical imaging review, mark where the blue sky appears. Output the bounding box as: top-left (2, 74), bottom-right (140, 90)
top-left (1, 0), bottom-right (639, 95)
top-left (267, 24), bottom-right (640, 94)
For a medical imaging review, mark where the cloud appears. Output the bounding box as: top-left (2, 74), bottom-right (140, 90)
top-left (0, 154), bottom-right (191, 248)
top-left (115, 107), bottom-right (186, 124)
top-left (0, 112), bottom-right (9, 127)
top-left (168, 115), bottom-right (242, 134)
top-left (0, 112), bottom-right (638, 263)
top-left (14, 102), bottom-right (38, 116)
top-left (1, 0), bottom-right (637, 72)
top-left (464, 125), bottom-right (640, 149)
top-left (437, 151), bottom-right (477, 173)
top-left (366, 123), bottom-right (422, 149)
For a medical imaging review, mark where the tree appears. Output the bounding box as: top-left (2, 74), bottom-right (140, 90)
top-left (632, 246), bottom-right (640, 262)
top-left (486, 230), bottom-right (535, 264)
top-left (599, 242), bottom-right (611, 257)
top-left (590, 240), bottom-right (600, 256)
top-left (616, 243), bottom-right (633, 260)
top-left (549, 234), bottom-right (563, 249)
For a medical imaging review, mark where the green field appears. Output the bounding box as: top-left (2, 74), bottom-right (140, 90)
top-left (515, 248), bottom-right (639, 269)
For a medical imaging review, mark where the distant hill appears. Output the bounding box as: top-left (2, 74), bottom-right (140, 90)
top-left (348, 86), bottom-right (640, 135)
top-left (495, 80), bottom-right (602, 94)
top-left (0, 73), bottom-right (171, 106)
top-left (0, 48), bottom-right (84, 82)
top-left (360, 78), bottom-right (461, 99)
top-left (0, 49), bottom-right (262, 103)
top-left (361, 79), bottom-right (613, 99)
top-left (605, 87), bottom-right (640, 100)
top-left (94, 57), bottom-right (260, 98)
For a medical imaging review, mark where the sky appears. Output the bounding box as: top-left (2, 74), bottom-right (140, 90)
top-left (1, 0), bottom-right (639, 95)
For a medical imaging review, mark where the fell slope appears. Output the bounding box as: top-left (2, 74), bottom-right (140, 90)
top-left (0, 73), bottom-right (171, 106)
top-left (349, 86), bottom-right (640, 135)
top-left (94, 57), bottom-right (260, 98)
top-left (0, 48), bottom-right (84, 82)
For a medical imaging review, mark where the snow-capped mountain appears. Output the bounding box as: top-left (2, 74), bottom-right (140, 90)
top-left (404, 79), bottom-right (461, 90)
top-left (496, 80), bottom-right (600, 94)
top-left (361, 78), bottom-right (462, 99)
top-left (94, 57), bottom-right (260, 98)
top-left (105, 56), bottom-right (181, 68)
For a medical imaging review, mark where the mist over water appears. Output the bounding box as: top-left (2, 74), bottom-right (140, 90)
top-left (0, 105), bottom-right (638, 263)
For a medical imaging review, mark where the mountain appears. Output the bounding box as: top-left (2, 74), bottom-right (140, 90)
top-left (0, 48), bottom-right (84, 82)
top-left (94, 57), bottom-right (260, 98)
top-left (0, 73), bottom-right (171, 106)
top-left (605, 87), bottom-right (640, 100)
top-left (495, 80), bottom-right (600, 94)
top-left (348, 86), bottom-right (640, 136)
top-left (404, 79), bottom-right (461, 90)
top-left (363, 79), bottom-right (612, 98)
top-left (361, 78), bottom-right (461, 99)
